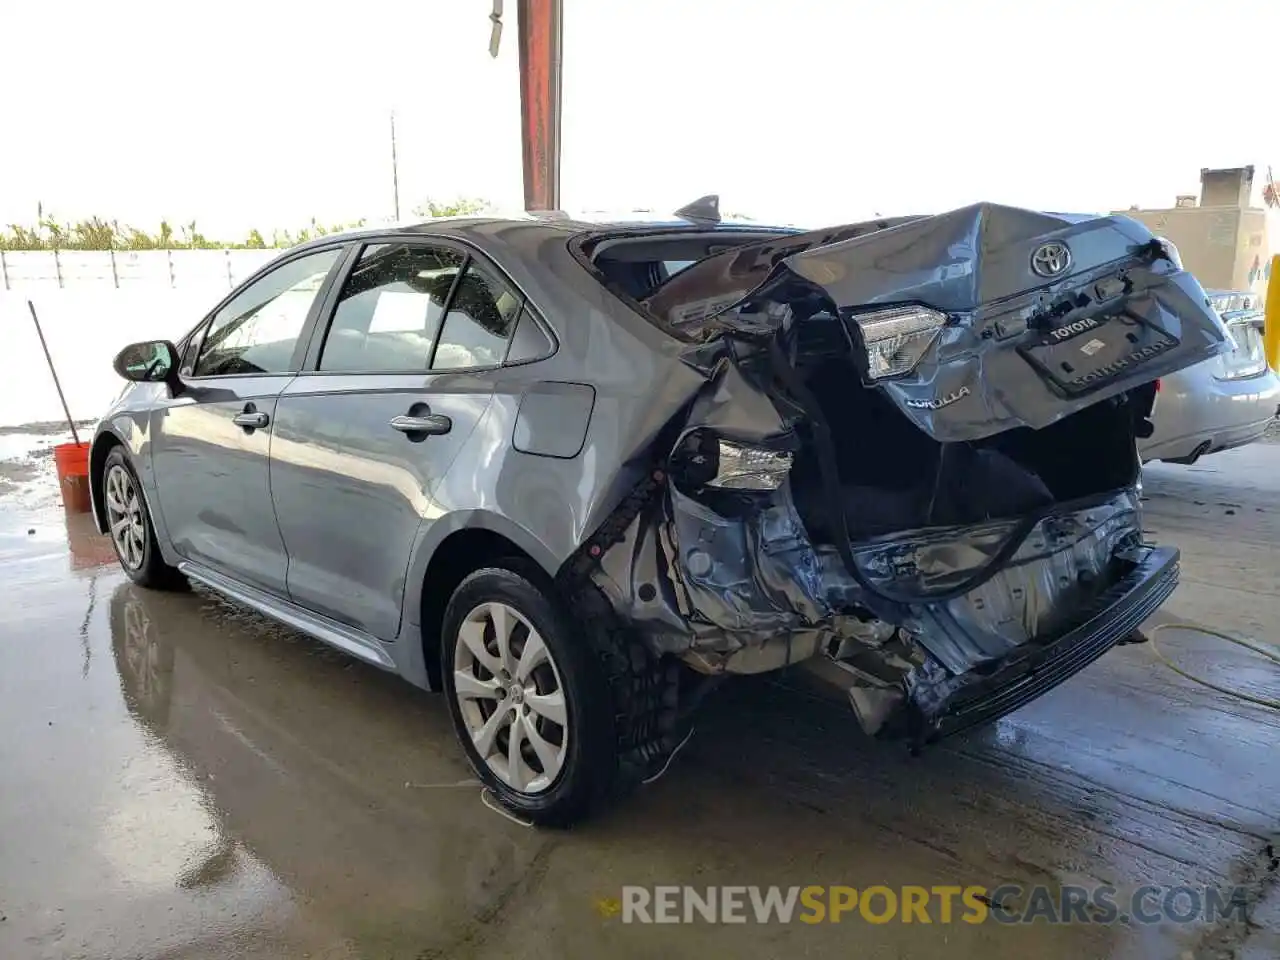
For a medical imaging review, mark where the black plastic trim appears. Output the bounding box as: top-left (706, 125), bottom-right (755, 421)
top-left (925, 545), bottom-right (1179, 739)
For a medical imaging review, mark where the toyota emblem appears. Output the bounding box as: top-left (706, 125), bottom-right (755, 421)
top-left (1031, 241), bottom-right (1072, 278)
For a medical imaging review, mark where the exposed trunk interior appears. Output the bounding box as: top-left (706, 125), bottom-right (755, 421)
top-left (582, 218), bottom-right (1191, 546)
top-left (791, 354), bottom-right (1151, 543)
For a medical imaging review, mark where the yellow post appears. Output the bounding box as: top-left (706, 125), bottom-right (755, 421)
top-left (1266, 254), bottom-right (1280, 372)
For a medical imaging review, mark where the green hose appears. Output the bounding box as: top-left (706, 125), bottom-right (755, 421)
top-left (1147, 622), bottom-right (1280, 711)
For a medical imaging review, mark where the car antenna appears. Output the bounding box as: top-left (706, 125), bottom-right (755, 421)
top-left (673, 194), bottom-right (721, 224)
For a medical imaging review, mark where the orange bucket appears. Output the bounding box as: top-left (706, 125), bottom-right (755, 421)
top-left (53, 441), bottom-right (93, 514)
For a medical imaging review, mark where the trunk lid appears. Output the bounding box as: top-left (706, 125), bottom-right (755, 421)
top-left (647, 203), bottom-right (1229, 443)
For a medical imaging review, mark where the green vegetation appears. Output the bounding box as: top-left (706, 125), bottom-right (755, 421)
top-left (0, 215), bottom-right (366, 251)
top-left (412, 197), bottom-right (491, 218)
top-left (0, 198), bottom-right (493, 251)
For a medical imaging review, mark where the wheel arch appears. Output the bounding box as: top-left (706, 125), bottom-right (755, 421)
top-left (407, 512), bottom-right (563, 690)
top-left (89, 430), bottom-right (126, 534)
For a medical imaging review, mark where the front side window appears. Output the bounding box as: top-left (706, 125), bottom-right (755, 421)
top-left (319, 244), bottom-right (465, 373)
top-left (194, 248), bottom-right (341, 377)
top-left (431, 262), bottom-right (522, 370)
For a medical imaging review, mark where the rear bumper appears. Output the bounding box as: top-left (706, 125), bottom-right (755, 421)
top-left (1140, 363), bottom-right (1280, 462)
top-left (918, 545), bottom-right (1178, 740)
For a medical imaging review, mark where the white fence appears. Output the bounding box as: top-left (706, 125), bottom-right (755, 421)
top-left (0, 249), bottom-right (290, 428)
top-left (0, 248), bottom-right (281, 291)
top-left (2, 290), bottom-right (217, 429)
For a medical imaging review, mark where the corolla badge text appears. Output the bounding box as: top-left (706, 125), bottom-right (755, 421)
top-left (904, 385), bottom-right (971, 410)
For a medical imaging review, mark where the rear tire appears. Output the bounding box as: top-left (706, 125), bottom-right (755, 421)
top-left (440, 564), bottom-right (674, 826)
top-left (102, 447), bottom-right (187, 591)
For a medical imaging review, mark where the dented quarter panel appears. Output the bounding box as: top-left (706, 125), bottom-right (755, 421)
top-left (586, 354), bottom-right (864, 665)
top-left (675, 357), bottom-right (790, 441)
top-left (592, 355), bottom-right (900, 671)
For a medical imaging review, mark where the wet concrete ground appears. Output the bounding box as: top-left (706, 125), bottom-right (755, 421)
top-left (1, 432), bottom-right (1277, 959)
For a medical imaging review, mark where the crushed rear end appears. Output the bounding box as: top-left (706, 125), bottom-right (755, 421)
top-left (583, 203), bottom-right (1227, 743)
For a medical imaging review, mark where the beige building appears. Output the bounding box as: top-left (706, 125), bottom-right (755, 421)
top-left (1115, 166), bottom-right (1271, 300)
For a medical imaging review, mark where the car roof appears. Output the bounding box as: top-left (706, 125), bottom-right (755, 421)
top-left (287, 213), bottom-right (796, 255)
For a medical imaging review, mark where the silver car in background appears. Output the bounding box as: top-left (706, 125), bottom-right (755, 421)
top-left (1141, 290), bottom-right (1280, 464)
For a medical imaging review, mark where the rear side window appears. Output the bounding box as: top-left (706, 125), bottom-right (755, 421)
top-left (505, 305), bottom-right (556, 364)
top-left (319, 244), bottom-right (464, 373)
top-left (431, 262), bottom-right (522, 370)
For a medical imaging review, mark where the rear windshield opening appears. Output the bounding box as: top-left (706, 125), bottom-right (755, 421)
top-left (585, 230), bottom-right (792, 302)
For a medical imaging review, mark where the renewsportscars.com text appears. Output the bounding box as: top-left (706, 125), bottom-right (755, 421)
top-left (618, 884), bottom-right (1249, 925)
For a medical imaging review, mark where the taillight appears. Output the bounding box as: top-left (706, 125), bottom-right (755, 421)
top-left (670, 431), bottom-right (794, 493)
top-left (706, 440), bottom-right (793, 491)
top-left (848, 305), bottom-right (948, 380)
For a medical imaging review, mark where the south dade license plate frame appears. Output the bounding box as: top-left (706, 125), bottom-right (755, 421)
top-left (1019, 313), bottom-right (1179, 397)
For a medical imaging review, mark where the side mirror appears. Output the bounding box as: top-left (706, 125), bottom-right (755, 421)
top-left (113, 340), bottom-right (181, 384)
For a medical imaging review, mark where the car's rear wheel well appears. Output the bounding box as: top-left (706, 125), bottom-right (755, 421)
top-left (419, 528), bottom-right (542, 688)
top-left (89, 433), bottom-right (122, 532)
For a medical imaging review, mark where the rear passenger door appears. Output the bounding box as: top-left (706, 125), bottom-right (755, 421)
top-left (269, 240), bottom-right (532, 640)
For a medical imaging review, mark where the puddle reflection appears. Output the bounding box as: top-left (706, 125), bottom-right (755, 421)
top-left (106, 581), bottom-right (548, 952)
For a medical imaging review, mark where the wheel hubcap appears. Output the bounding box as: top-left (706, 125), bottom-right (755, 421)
top-left (105, 465), bottom-right (146, 571)
top-left (452, 601), bottom-right (568, 794)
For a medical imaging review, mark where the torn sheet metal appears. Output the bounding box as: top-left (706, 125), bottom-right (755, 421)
top-left (586, 356), bottom-right (1149, 736)
top-left (649, 203), bottom-right (1229, 444)
top-left (645, 217), bottom-right (920, 332)
top-left (589, 331), bottom-right (1145, 684)
top-left (589, 482), bottom-right (847, 674)
top-left (586, 202), bottom-right (1214, 735)
top-left (592, 458), bottom-right (1144, 658)
top-left (590, 357), bottom-right (895, 674)
top-left (901, 491), bottom-right (1143, 673)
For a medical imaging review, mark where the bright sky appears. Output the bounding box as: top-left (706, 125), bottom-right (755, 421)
top-left (3, 0), bottom-right (1278, 235)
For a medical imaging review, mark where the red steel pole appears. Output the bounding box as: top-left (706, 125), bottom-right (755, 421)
top-left (516, 0), bottom-right (562, 211)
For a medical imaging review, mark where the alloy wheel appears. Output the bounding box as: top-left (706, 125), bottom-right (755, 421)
top-left (105, 464), bottom-right (146, 571)
top-left (452, 601), bottom-right (569, 794)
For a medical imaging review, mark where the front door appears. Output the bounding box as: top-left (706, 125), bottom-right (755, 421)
top-left (149, 247), bottom-right (344, 595)
top-left (270, 241), bottom-right (524, 639)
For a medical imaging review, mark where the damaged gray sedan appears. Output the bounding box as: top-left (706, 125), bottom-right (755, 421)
top-left (91, 203), bottom-right (1227, 824)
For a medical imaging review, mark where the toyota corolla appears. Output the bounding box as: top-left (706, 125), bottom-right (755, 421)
top-left (90, 202), bottom-right (1227, 824)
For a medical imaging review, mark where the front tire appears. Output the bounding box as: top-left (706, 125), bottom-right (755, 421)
top-left (102, 447), bottom-right (186, 590)
top-left (441, 564), bottom-right (673, 826)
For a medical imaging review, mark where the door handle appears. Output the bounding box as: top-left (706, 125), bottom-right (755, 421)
top-left (389, 414), bottom-right (452, 436)
top-left (233, 411), bottom-right (270, 429)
